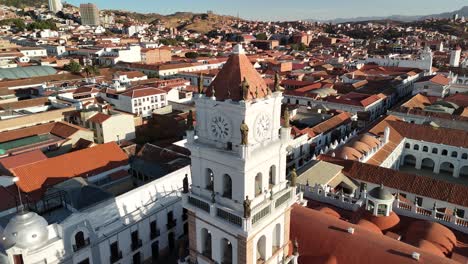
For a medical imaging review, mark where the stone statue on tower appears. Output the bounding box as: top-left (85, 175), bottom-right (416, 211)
top-left (240, 120), bottom-right (249, 145)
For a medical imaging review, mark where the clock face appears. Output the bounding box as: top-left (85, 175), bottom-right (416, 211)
top-left (254, 113), bottom-right (272, 141)
top-left (209, 114), bottom-right (232, 142)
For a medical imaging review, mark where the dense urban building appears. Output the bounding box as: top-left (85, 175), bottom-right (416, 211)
top-left (0, 1), bottom-right (467, 264)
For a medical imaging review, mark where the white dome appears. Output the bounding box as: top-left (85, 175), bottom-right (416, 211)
top-left (2, 210), bottom-right (49, 250)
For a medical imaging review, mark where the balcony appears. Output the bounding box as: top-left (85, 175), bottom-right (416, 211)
top-left (131, 239), bottom-right (142, 251)
top-left (110, 251), bottom-right (123, 263)
top-left (167, 219), bottom-right (177, 230)
top-left (150, 229), bottom-right (161, 240)
top-left (72, 238), bottom-right (90, 252)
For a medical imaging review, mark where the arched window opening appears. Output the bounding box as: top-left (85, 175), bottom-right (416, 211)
top-left (377, 204), bottom-right (388, 216)
top-left (451, 151), bottom-right (458, 158)
top-left (432, 148), bottom-right (438, 154)
top-left (413, 144), bottom-right (419, 151)
top-left (74, 231), bottom-right (88, 251)
top-left (269, 165), bottom-right (276, 188)
top-left (221, 238), bottom-right (233, 264)
top-left (223, 174), bottom-right (232, 199)
top-left (201, 228), bottom-right (212, 259)
top-left (405, 143), bottom-right (410, 149)
top-left (257, 236), bottom-right (266, 262)
top-left (462, 153), bottom-right (468, 160)
top-left (442, 149), bottom-right (448, 156)
top-left (272, 224), bottom-right (281, 254)
top-left (422, 146), bottom-right (428, 152)
top-left (255, 173), bottom-right (263, 197)
top-left (206, 169), bottom-right (214, 191)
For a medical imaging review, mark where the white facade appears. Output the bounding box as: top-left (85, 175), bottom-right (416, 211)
top-left (90, 113), bottom-right (136, 144)
top-left (2, 166), bottom-right (190, 264)
top-left (359, 47), bottom-right (433, 73)
top-left (183, 89), bottom-right (298, 264)
top-left (99, 46), bottom-right (142, 65)
top-left (18, 48), bottom-right (47, 58)
top-left (100, 90), bottom-right (168, 117)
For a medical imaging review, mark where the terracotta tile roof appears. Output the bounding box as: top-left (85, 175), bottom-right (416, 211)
top-left (291, 205), bottom-right (456, 264)
top-left (311, 112), bottom-right (352, 135)
top-left (339, 160), bottom-right (468, 208)
top-left (207, 51), bottom-right (268, 101)
top-left (11, 142), bottom-right (129, 195)
top-left (88, 112), bottom-right (111, 124)
top-left (416, 74), bottom-right (450, 86)
top-left (0, 123), bottom-right (54, 143)
top-left (121, 87), bottom-right (166, 98)
top-left (0, 97), bottom-right (50, 111)
top-left (401, 94), bottom-right (434, 109)
top-left (0, 150), bottom-right (47, 173)
top-left (388, 120), bottom-right (468, 148)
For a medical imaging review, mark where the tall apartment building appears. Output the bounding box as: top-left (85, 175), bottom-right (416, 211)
top-left (48, 0), bottom-right (62, 13)
top-left (80, 3), bottom-right (100, 26)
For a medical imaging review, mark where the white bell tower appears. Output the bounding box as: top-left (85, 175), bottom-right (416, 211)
top-left (182, 45), bottom-right (298, 264)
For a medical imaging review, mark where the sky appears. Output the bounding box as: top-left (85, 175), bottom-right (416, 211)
top-left (66, 0), bottom-right (466, 21)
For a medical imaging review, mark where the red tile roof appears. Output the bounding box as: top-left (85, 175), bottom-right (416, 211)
top-left (11, 142), bottom-right (128, 195)
top-left (88, 112), bottom-right (111, 124)
top-left (291, 205), bottom-right (456, 264)
top-left (0, 150), bottom-right (47, 173)
top-left (207, 51), bottom-right (268, 101)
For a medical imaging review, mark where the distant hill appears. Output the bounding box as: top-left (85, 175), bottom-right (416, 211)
top-left (0, 0), bottom-right (47, 8)
top-left (313, 6), bottom-right (468, 23)
top-left (108, 10), bottom-right (240, 33)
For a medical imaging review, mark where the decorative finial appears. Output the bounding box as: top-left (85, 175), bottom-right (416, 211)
top-left (274, 71), bottom-right (281, 92)
top-left (240, 120), bottom-right (249, 145)
top-left (243, 196), bottom-right (251, 218)
top-left (211, 85), bottom-right (216, 98)
top-left (186, 110), bottom-right (194, 130)
top-left (182, 174), bottom-right (189, 193)
top-left (241, 77), bottom-right (249, 100)
top-left (290, 168), bottom-right (297, 187)
top-left (198, 72), bottom-right (204, 94)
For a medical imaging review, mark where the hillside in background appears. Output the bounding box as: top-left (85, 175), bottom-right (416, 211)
top-left (109, 10), bottom-right (241, 33)
top-left (314, 6), bottom-right (468, 23)
top-left (0, 0), bottom-right (47, 8)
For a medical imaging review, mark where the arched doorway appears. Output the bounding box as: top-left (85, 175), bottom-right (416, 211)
top-left (421, 158), bottom-right (435, 172)
top-left (440, 161), bottom-right (455, 175)
top-left (256, 235), bottom-right (266, 262)
top-left (403, 154), bottom-right (416, 166)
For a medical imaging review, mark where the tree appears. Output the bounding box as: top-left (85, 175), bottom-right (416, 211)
top-left (64, 60), bottom-right (82, 74)
top-left (83, 65), bottom-right (100, 77)
top-left (185, 52), bottom-right (199, 59)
